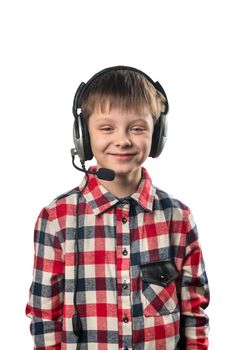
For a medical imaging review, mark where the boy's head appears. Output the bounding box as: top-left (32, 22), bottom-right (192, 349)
top-left (72, 66), bottom-right (168, 179)
top-left (80, 69), bottom-right (167, 126)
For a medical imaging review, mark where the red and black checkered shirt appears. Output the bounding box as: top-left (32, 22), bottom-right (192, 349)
top-left (25, 165), bottom-right (210, 350)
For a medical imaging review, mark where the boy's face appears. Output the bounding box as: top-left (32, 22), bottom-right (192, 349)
top-left (87, 105), bottom-right (154, 178)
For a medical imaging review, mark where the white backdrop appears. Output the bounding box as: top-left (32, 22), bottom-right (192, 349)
top-left (0, 1), bottom-right (251, 349)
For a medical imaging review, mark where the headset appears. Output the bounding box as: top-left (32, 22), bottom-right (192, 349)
top-left (70, 65), bottom-right (169, 349)
top-left (71, 65), bottom-right (169, 170)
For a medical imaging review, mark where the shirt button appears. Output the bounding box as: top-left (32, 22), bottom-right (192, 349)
top-left (122, 248), bottom-right (128, 256)
top-left (122, 283), bottom-right (128, 289)
top-left (123, 316), bottom-right (129, 323)
top-left (122, 217), bottom-right (127, 224)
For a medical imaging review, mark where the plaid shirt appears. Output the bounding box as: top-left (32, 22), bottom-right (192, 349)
top-left (25, 165), bottom-right (210, 350)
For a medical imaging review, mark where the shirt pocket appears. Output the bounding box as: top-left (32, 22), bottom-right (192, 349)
top-left (140, 259), bottom-right (180, 317)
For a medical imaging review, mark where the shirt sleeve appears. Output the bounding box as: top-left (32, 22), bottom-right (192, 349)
top-left (178, 208), bottom-right (210, 350)
top-left (25, 207), bottom-right (64, 350)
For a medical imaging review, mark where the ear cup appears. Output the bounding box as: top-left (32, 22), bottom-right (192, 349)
top-left (80, 116), bottom-right (93, 161)
top-left (73, 115), bottom-right (93, 162)
top-left (149, 114), bottom-right (168, 158)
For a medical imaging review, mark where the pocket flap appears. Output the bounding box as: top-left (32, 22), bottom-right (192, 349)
top-left (140, 259), bottom-right (179, 287)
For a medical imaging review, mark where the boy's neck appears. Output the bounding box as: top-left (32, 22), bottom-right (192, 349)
top-left (96, 167), bottom-right (143, 198)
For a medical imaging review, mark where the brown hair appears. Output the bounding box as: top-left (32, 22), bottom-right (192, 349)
top-left (80, 69), bottom-right (166, 124)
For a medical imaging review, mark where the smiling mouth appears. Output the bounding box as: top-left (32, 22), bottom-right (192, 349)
top-left (109, 153), bottom-right (136, 159)
top-left (110, 153), bottom-right (136, 156)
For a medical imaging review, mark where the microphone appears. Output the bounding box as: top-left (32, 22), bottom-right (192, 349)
top-left (71, 148), bottom-right (116, 181)
top-left (93, 167), bottom-right (115, 181)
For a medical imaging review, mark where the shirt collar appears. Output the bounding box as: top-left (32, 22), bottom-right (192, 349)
top-left (78, 165), bottom-right (156, 215)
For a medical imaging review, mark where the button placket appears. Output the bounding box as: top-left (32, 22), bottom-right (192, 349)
top-left (121, 204), bottom-right (132, 346)
top-left (116, 201), bottom-right (132, 349)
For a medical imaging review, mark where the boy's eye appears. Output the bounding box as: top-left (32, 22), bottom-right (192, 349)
top-left (132, 127), bottom-right (145, 132)
top-left (100, 127), bottom-right (112, 131)
top-left (99, 126), bottom-right (146, 132)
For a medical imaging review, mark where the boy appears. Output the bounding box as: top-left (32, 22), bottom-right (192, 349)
top-left (25, 65), bottom-right (210, 350)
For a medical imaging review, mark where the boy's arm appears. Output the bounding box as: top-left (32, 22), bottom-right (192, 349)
top-left (25, 207), bottom-right (64, 350)
top-left (178, 208), bottom-right (210, 350)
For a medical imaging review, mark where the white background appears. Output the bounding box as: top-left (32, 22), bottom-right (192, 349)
top-left (0, 1), bottom-right (251, 349)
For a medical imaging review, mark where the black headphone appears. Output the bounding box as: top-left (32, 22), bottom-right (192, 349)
top-left (71, 65), bottom-right (169, 165)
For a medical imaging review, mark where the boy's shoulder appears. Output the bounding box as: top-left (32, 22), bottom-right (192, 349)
top-left (154, 186), bottom-right (196, 230)
top-left (41, 185), bottom-right (80, 215)
top-left (154, 185), bottom-right (191, 212)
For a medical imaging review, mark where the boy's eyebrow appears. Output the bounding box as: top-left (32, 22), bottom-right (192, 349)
top-left (95, 117), bottom-right (149, 124)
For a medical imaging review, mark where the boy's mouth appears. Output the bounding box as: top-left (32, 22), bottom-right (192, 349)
top-left (109, 153), bottom-right (136, 159)
top-left (110, 153), bottom-right (136, 156)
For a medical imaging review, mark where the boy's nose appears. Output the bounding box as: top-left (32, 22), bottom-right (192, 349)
top-left (114, 132), bottom-right (133, 147)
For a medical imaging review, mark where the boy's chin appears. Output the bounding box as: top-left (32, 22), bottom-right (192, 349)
top-left (97, 162), bottom-right (141, 177)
